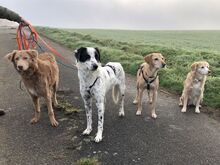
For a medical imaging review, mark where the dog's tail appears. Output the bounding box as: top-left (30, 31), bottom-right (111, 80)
top-left (112, 84), bottom-right (120, 104)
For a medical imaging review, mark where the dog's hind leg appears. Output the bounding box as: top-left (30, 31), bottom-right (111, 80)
top-left (46, 91), bottom-right (59, 127)
top-left (133, 83), bottom-right (139, 104)
top-left (82, 97), bottom-right (93, 135)
top-left (30, 96), bottom-right (41, 124)
top-left (95, 101), bottom-right (104, 143)
top-left (52, 83), bottom-right (58, 107)
top-left (118, 84), bottom-right (125, 117)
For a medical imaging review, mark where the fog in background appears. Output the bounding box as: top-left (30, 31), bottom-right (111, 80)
top-left (0, 0), bottom-right (220, 30)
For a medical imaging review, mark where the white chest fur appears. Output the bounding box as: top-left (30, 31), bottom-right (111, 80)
top-left (28, 88), bottom-right (37, 96)
top-left (191, 80), bottom-right (202, 96)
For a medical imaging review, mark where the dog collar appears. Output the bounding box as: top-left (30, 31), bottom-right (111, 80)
top-left (87, 77), bottom-right (100, 94)
top-left (140, 67), bottom-right (158, 90)
top-left (194, 78), bottom-right (202, 83)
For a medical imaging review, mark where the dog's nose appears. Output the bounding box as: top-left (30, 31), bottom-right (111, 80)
top-left (162, 63), bottom-right (166, 68)
top-left (208, 69), bottom-right (211, 74)
top-left (17, 65), bottom-right (23, 70)
top-left (92, 64), bottom-right (98, 70)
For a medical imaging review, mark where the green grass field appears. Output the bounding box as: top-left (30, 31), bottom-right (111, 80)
top-left (37, 27), bottom-right (220, 108)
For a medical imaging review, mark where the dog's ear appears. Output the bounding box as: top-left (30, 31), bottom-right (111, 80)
top-left (26, 50), bottom-right (38, 59)
top-left (144, 54), bottom-right (153, 64)
top-left (4, 50), bottom-right (17, 62)
top-left (74, 49), bottom-right (79, 61)
top-left (74, 47), bottom-right (86, 61)
top-left (191, 62), bottom-right (198, 71)
top-left (95, 47), bottom-right (101, 62)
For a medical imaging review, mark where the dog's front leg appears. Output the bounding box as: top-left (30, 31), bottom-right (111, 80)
top-left (179, 95), bottom-right (183, 106)
top-left (148, 90), bottom-right (153, 104)
top-left (95, 101), bottom-right (104, 143)
top-left (82, 97), bottom-right (93, 135)
top-left (136, 88), bottom-right (144, 115)
top-left (151, 90), bottom-right (158, 119)
top-left (181, 94), bottom-right (188, 113)
top-left (195, 95), bottom-right (202, 113)
top-left (30, 96), bottom-right (41, 124)
top-left (46, 92), bottom-right (59, 127)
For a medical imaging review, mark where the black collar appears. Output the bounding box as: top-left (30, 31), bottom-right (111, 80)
top-left (140, 66), bottom-right (158, 90)
top-left (87, 77), bottom-right (100, 94)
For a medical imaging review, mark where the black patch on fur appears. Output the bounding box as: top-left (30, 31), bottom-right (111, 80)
top-left (75, 47), bottom-right (91, 62)
top-left (0, 110), bottom-right (5, 116)
top-left (107, 70), bottom-right (110, 76)
top-left (105, 65), bottom-right (116, 75)
top-left (95, 47), bottom-right (101, 62)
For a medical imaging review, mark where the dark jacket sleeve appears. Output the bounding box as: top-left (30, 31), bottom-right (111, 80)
top-left (0, 6), bottom-right (23, 23)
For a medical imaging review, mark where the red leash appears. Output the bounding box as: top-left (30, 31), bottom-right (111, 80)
top-left (16, 19), bottom-right (70, 63)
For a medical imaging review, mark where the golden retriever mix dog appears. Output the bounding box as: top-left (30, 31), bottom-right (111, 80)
top-left (133, 53), bottom-right (166, 118)
top-left (5, 50), bottom-right (59, 126)
top-left (179, 61), bottom-right (210, 113)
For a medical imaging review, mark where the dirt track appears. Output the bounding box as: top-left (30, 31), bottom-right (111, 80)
top-left (0, 28), bottom-right (220, 165)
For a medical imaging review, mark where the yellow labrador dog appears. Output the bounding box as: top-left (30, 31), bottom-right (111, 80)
top-left (133, 53), bottom-right (166, 118)
top-left (5, 50), bottom-right (59, 126)
top-left (179, 61), bottom-right (210, 113)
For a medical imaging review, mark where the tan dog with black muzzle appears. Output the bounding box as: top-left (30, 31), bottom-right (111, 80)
top-left (179, 61), bottom-right (210, 113)
top-left (133, 53), bottom-right (166, 118)
top-left (5, 50), bottom-right (59, 127)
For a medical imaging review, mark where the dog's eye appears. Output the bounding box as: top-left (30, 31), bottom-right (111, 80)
top-left (201, 66), bottom-right (204, 69)
top-left (155, 58), bottom-right (158, 61)
top-left (23, 57), bottom-right (28, 60)
top-left (15, 57), bottom-right (19, 61)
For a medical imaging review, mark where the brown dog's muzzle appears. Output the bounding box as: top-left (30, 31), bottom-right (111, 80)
top-left (162, 62), bottom-right (166, 68)
top-left (17, 65), bottom-right (23, 71)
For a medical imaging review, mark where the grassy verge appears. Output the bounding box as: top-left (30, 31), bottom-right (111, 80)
top-left (76, 157), bottom-right (100, 165)
top-left (36, 27), bottom-right (220, 108)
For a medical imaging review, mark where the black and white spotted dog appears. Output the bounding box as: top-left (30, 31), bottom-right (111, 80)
top-left (74, 47), bottom-right (126, 142)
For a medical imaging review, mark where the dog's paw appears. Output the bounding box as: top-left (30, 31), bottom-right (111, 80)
top-left (179, 102), bottom-right (183, 107)
top-left (133, 100), bottom-right (138, 104)
top-left (53, 102), bottom-right (59, 108)
top-left (94, 132), bottom-right (103, 143)
top-left (82, 128), bottom-right (92, 135)
top-left (181, 108), bottom-right (186, 113)
top-left (136, 111), bottom-right (141, 116)
top-left (50, 119), bottom-right (59, 127)
top-left (30, 117), bottom-right (39, 124)
top-left (119, 111), bottom-right (125, 117)
top-left (195, 109), bottom-right (200, 114)
top-left (151, 113), bottom-right (157, 119)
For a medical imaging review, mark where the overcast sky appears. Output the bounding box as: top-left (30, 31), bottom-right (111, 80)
top-left (0, 0), bottom-right (220, 30)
